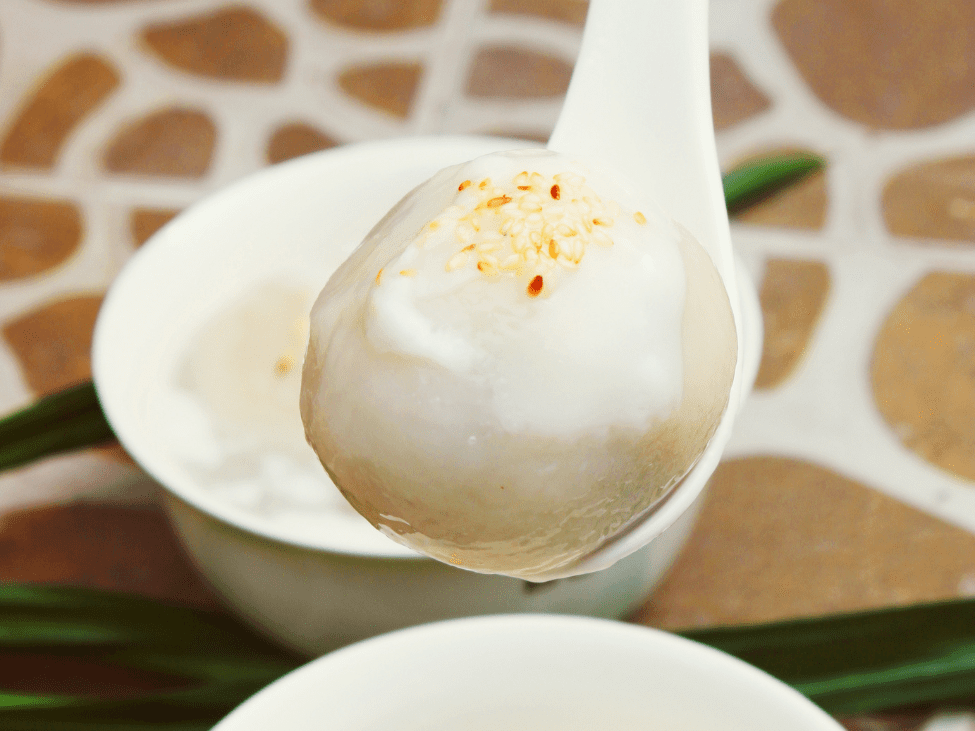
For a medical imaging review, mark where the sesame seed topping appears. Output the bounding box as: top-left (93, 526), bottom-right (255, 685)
top-left (634, 211), bottom-right (647, 225)
top-left (527, 275), bottom-right (544, 297)
top-left (424, 169), bottom-right (626, 296)
top-left (375, 269), bottom-right (383, 285)
top-left (446, 252), bottom-right (468, 271)
top-left (487, 195), bottom-right (512, 208)
top-left (274, 354), bottom-right (295, 376)
top-left (399, 269), bottom-right (417, 277)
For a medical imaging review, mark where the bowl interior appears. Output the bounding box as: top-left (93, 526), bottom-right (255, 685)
top-left (213, 615), bottom-right (842, 731)
top-left (93, 136), bottom-right (529, 558)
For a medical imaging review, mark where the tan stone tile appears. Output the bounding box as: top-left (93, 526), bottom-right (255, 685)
top-left (0, 503), bottom-right (219, 609)
top-left (883, 156), bottom-right (975, 244)
top-left (755, 259), bottom-right (830, 389)
top-left (0, 54), bottom-right (119, 170)
top-left (772, 0), bottom-right (975, 130)
top-left (0, 196), bottom-right (82, 281)
top-left (488, 0), bottom-right (589, 26)
top-left (710, 52), bottom-right (771, 131)
top-left (338, 62), bottom-right (422, 118)
top-left (94, 442), bottom-right (137, 466)
top-left (141, 7), bottom-right (288, 83)
top-left (838, 712), bottom-right (932, 731)
top-left (39, 0), bottom-right (168, 3)
top-left (130, 207), bottom-right (180, 247)
top-left (871, 272), bottom-right (975, 483)
top-left (634, 456), bottom-right (975, 630)
top-left (467, 47), bottom-right (572, 99)
top-left (730, 147), bottom-right (828, 229)
top-left (309, 0), bottom-right (443, 31)
top-left (3, 294), bottom-right (102, 397)
top-left (102, 108), bottom-right (216, 178)
top-left (266, 122), bottom-right (339, 165)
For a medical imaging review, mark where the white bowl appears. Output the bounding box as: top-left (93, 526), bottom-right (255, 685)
top-left (213, 614), bottom-right (842, 731)
top-left (93, 135), bottom-right (762, 655)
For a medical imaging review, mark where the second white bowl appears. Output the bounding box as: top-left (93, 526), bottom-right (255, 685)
top-left (213, 615), bottom-right (842, 731)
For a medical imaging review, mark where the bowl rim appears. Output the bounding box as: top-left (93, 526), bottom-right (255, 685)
top-left (212, 614), bottom-right (843, 730)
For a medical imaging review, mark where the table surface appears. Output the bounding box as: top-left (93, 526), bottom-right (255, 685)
top-left (2, 1), bottom-right (975, 729)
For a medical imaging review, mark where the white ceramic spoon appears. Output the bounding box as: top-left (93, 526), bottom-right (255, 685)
top-left (95, 0), bottom-right (754, 587)
top-left (545, 0), bottom-right (746, 576)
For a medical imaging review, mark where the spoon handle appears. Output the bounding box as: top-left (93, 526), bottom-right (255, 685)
top-left (548, 0), bottom-right (746, 578)
top-left (548, 0), bottom-right (734, 282)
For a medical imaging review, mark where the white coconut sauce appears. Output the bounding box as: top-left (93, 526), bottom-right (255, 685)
top-left (167, 280), bottom-right (415, 556)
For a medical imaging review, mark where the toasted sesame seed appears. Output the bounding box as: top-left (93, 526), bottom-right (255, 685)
top-left (456, 222), bottom-right (475, 241)
top-left (634, 211), bottom-right (647, 225)
top-left (478, 178), bottom-right (491, 190)
top-left (274, 354), bottom-right (295, 376)
top-left (550, 184), bottom-right (560, 200)
top-left (487, 195), bottom-right (512, 208)
top-left (399, 269), bottom-right (417, 277)
top-left (375, 269), bottom-right (383, 285)
top-left (476, 239), bottom-right (501, 253)
top-left (446, 252), bottom-right (468, 271)
top-left (527, 274), bottom-right (544, 297)
top-left (458, 179), bottom-right (472, 191)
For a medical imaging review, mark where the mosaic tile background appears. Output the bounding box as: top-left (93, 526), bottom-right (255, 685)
top-left (1, 0), bottom-right (975, 727)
